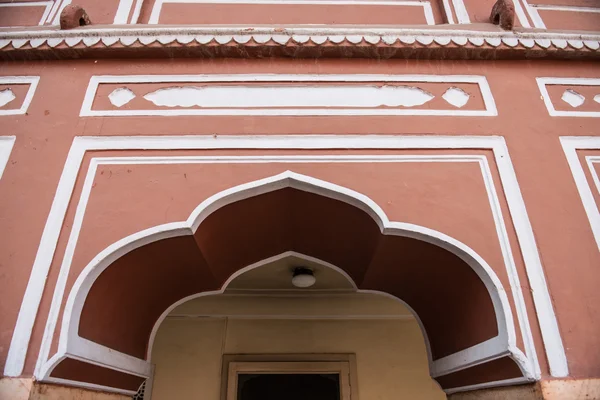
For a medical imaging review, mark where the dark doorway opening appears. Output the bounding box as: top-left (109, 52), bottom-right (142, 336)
top-left (238, 374), bottom-right (341, 400)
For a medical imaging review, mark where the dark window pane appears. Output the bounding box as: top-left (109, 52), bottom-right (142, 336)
top-left (238, 374), bottom-right (341, 400)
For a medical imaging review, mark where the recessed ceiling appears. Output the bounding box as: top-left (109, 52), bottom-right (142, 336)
top-left (225, 255), bottom-right (356, 291)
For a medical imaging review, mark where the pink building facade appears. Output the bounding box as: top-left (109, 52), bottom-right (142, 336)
top-left (0, 0), bottom-right (599, 399)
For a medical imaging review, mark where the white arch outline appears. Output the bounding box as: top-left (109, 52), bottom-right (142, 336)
top-left (41, 170), bottom-right (533, 388)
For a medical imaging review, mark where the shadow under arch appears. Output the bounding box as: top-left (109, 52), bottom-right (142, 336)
top-left (41, 171), bottom-right (534, 396)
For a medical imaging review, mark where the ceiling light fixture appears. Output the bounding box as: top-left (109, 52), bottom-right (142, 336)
top-left (291, 267), bottom-right (316, 288)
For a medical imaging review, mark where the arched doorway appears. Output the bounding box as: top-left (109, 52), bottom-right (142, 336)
top-left (149, 252), bottom-right (445, 400)
top-left (41, 172), bottom-right (532, 397)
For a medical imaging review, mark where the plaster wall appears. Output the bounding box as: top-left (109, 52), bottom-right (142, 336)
top-left (150, 295), bottom-right (445, 400)
top-left (0, 59), bottom-right (599, 382)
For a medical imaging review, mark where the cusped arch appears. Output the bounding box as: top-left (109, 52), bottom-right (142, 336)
top-left (42, 171), bottom-right (533, 396)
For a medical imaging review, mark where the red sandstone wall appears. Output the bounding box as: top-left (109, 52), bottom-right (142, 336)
top-left (0, 59), bottom-right (599, 382)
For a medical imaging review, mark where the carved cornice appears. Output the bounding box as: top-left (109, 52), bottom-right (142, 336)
top-left (1, 26), bottom-right (599, 60)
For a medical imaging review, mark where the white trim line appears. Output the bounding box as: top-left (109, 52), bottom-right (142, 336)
top-left (130, 0), bottom-right (145, 23)
top-left (114, 0), bottom-right (135, 24)
top-left (445, 376), bottom-right (532, 395)
top-left (80, 74), bottom-right (497, 117)
top-left (1, 25), bottom-right (599, 53)
top-left (561, 137), bottom-right (600, 251)
top-left (451, 0), bottom-right (469, 23)
top-left (585, 156), bottom-right (600, 198)
top-left (0, 136), bottom-right (15, 180)
top-left (533, 5), bottom-right (600, 13)
top-left (431, 337), bottom-right (509, 377)
top-left (44, 376), bottom-right (137, 397)
top-left (512, 0), bottom-right (531, 28)
top-left (50, 0), bottom-right (71, 26)
top-left (0, 1), bottom-right (53, 28)
top-left (522, 1), bottom-right (600, 29)
top-left (491, 142), bottom-right (567, 377)
top-left (149, 0), bottom-right (436, 25)
top-left (2, 24), bottom-right (600, 39)
top-left (441, 0), bottom-right (455, 24)
top-left (537, 77), bottom-right (600, 118)
top-left (67, 336), bottom-right (153, 378)
top-left (4, 139), bottom-right (86, 377)
top-left (3, 135), bottom-right (561, 382)
top-left (46, 0), bottom-right (65, 24)
top-left (45, 161), bottom-right (518, 380)
top-left (0, 76), bottom-right (40, 116)
top-left (44, 154), bottom-right (530, 381)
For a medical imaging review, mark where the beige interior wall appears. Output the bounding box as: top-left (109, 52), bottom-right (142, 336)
top-left (150, 294), bottom-right (446, 400)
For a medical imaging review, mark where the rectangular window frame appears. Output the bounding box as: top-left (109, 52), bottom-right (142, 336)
top-left (221, 354), bottom-right (358, 400)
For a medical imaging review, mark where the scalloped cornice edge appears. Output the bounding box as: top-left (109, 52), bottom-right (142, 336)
top-left (1, 26), bottom-right (598, 59)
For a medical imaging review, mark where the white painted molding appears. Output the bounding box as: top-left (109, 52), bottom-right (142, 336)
top-left (522, 2), bottom-right (600, 30)
top-left (67, 336), bottom-right (153, 377)
top-left (585, 156), bottom-right (600, 202)
top-left (431, 337), bottom-right (509, 377)
top-left (0, 2), bottom-right (53, 28)
top-left (49, 155), bottom-right (530, 382)
top-left (0, 136), bottom-right (15, 180)
top-left (4, 135), bottom-right (563, 384)
top-left (51, 0), bottom-right (71, 26)
top-left (451, 0), bottom-right (469, 24)
top-left (490, 142), bottom-right (567, 377)
top-left (130, 0), bottom-right (145, 24)
top-left (46, 0), bottom-right (65, 24)
top-left (1, 25), bottom-right (598, 52)
top-left (80, 74), bottom-right (497, 117)
top-left (45, 160), bottom-right (516, 379)
top-left (44, 376), bottom-right (138, 397)
top-left (53, 165), bottom-right (520, 382)
top-left (445, 376), bottom-right (532, 395)
top-left (537, 77), bottom-right (600, 117)
top-left (441, 0), bottom-right (455, 24)
top-left (511, 0), bottom-right (531, 28)
top-left (149, 0), bottom-right (436, 25)
top-left (114, 0), bottom-right (135, 24)
top-left (561, 137), bottom-right (600, 252)
top-left (0, 76), bottom-right (40, 116)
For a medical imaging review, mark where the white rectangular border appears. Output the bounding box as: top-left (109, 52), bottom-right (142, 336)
top-left (537, 77), bottom-right (600, 118)
top-left (0, 76), bottom-right (40, 116)
top-left (149, 0), bottom-right (435, 25)
top-left (45, 0), bottom-right (138, 25)
top-left (0, 1), bottom-right (53, 28)
top-left (450, 0), bottom-right (469, 24)
top-left (561, 136), bottom-right (600, 251)
top-left (522, 1), bottom-right (600, 30)
top-left (80, 74), bottom-right (498, 117)
top-left (41, 154), bottom-right (528, 382)
top-left (0, 136), bottom-right (16, 179)
top-left (585, 156), bottom-right (600, 199)
top-left (3, 135), bottom-right (568, 383)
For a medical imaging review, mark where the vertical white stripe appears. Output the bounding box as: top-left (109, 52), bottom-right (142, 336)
top-left (114, 0), bottom-right (134, 24)
top-left (442, 0), bottom-right (455, 24)
top-left (0, 137), bottom-right (16, 180)
top-left (46, 0), bottom-right (64, 23)
top-left (148, 0), bottom-right (163, 24)
top-left (494, 141), bottom-right (568, 377)
top-left (522, 0), bottom-right (546, 29)
top-left (5, 140), bottom-right (86, 377)
top-left (130, 0), bottom-right (145, 23)
top-left (512, 0), bottom-right (531, 28)
top-left (451, 0), bottom-right (470, 23)
top-left (51, 0), bottom-right (71, 25)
